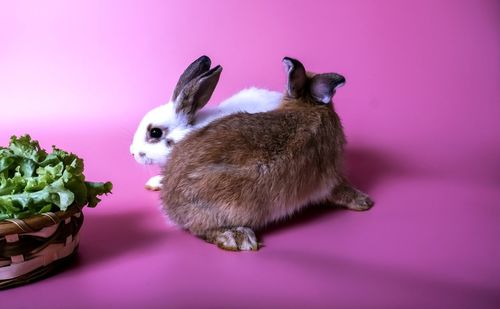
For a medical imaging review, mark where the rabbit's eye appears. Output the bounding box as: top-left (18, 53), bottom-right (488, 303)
top-left (149, 128), bottom-right (163, 139)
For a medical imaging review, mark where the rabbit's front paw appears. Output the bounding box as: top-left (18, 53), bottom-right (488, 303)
top-left (145, 175), bottom-right (163, 191)
top-left (214, 227), bottom-right (259, 251)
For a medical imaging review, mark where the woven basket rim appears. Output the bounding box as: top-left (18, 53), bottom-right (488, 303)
top-left (0, 205), bottom-right (84, 236)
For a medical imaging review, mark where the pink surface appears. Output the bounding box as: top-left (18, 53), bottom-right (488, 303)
top-left (1, 0), bottom-right (499, 308)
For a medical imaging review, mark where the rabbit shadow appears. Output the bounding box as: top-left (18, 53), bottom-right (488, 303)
top-left (262, 145), bottom-right (408, 237)
top-left (343, 145), bottom-right (409, 191)
top-left (70, 209), bottom-right (168, 267)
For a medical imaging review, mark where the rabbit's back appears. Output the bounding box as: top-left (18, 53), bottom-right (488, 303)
top-left (159, 57), bottom-right (372, 251)
top-left (162, 105), bottom-right (345, 228)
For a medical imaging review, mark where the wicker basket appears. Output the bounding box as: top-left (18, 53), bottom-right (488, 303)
top-left (0, 205), bottom-right (84, 289)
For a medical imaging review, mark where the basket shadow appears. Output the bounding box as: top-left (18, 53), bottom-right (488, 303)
top-left (73, 210), bottom-right (167, 267)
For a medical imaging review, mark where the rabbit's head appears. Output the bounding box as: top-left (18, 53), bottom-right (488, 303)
top-left (130, 56), bottom-right (222, 165)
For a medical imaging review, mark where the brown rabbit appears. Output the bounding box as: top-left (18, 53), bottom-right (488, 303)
top-left (161, 57), bottom-right (373, 251)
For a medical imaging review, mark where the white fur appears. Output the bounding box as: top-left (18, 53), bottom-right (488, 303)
top-left (131, 87), bottom-right (282, 167)
top-left (145, 175), bottom-right (163, 191)
top-left (130, 103), bottom-right (181, 165)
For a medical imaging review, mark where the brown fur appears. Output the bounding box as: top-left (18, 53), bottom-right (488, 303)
top-left (161, 57), bottom-right (373, 250)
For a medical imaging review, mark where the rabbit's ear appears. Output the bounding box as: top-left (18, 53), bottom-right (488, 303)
top-left (283, 57), bottom-right (307, 98)
top-left (174, 65), bottom-right (223, 125)
top-left (172, 55), bottom-right (212, 102)
top-left (309, 73), bottom-right (346, 104)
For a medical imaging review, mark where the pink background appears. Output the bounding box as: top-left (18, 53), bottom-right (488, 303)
top-left (1, 0), bottom-right (499, 307)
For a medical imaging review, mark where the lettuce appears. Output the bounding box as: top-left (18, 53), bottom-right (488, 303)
top-left (0, 135), bottom-right (112, 220)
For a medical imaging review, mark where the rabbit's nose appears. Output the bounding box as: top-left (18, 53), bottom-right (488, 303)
top-left (138, 152), bottom-right (146, 158)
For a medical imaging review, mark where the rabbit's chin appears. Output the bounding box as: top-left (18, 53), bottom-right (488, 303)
top-left (134, 154), bottom-right (167, 166)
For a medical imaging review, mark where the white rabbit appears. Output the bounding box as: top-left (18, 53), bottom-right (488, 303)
top-left (130, 56), bottom-right (281, 190)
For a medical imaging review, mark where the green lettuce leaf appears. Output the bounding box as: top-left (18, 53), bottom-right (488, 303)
top-left (0, 135), bottom-right (112, 220)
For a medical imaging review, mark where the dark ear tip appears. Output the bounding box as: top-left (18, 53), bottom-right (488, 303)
top-left (197, 55), bottom-right (211, 66)
top-left (282, 57), bottom-right (295, 73)
top-left (283, 57), bottom-right (304, 73)
top-left (282, 57), bottom-right (294, 65)
top-left (199, 65), bottom-right (223, 79)
top-left (207, 65), bottom-right (223, 76)
top-left (334, 75), bottom-right (346, 89)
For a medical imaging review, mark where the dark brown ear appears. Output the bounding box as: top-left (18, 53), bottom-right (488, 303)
top-left (309, 73), bottom-right (346, 104)
top-left (172, 55), bottom-right (211, 101)
top-left (283, 57), bottom-right (307, 98)
top-left (174, 65), bottom-right (222, 125)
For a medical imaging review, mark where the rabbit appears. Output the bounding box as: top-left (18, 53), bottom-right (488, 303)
top-left (160, 57), bottom-right (374, 251)
top-left (130, 55), bottom-right (282, 191)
